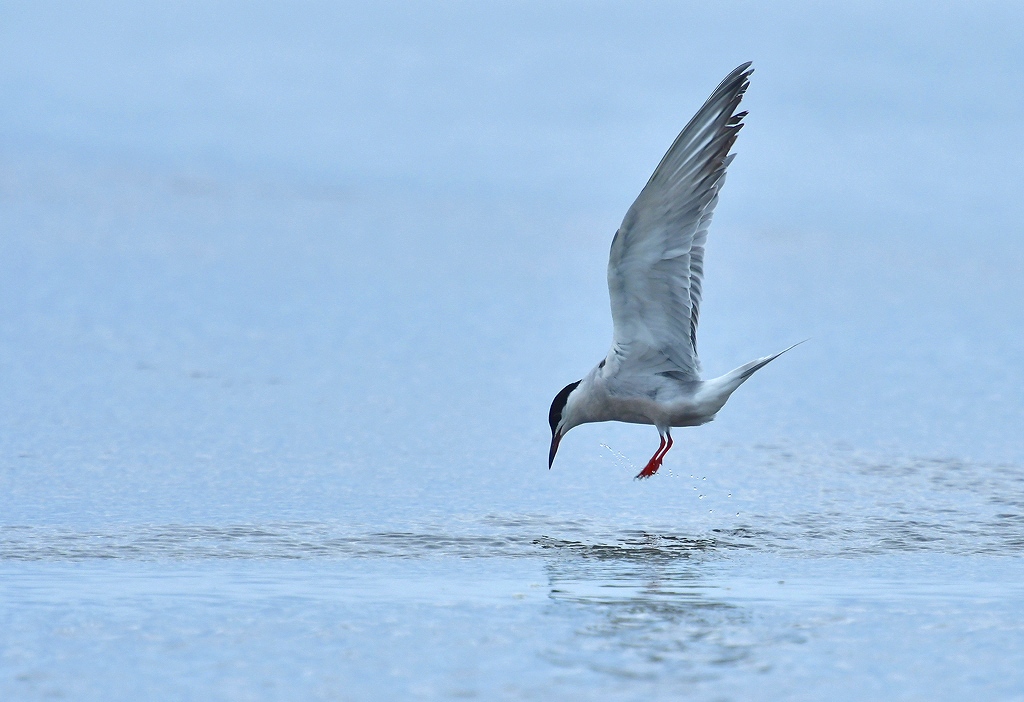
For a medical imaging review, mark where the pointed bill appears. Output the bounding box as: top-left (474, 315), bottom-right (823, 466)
top-left (548, 431), bottom-right (562, 469)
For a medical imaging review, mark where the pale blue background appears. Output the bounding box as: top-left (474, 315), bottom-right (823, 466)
top-left (2, 2), bottom-right (1023, 700)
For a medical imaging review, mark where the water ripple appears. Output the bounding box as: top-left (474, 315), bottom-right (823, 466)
top-left (3, 448), bottom-right (1022, 563)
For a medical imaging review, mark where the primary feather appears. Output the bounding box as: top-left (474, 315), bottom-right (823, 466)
top-left (606, 62), bottom-right (753, 381)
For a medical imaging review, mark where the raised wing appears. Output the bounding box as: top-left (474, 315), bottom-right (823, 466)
top-left (606, 62), bottom-right (752, 381)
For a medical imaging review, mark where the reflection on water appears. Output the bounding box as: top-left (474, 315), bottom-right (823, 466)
top-left (539, 543), bottom-right (759, 685)
top-left (2, 452), bottom-right (1023, 699)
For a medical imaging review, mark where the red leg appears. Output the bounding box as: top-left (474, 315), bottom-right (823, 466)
top-left (635, 432), bottom-right (671, 480)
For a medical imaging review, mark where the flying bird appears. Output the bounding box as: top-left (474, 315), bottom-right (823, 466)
top-left (548, 62), bottom-right (800, 480)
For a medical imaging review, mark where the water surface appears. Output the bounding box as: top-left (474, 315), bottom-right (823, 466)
top-left (2, 2), bottom-right (1024, 700)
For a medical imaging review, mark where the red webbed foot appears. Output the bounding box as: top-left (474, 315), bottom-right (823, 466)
top-left (634, 432), bottom-right (672, 480)
top-left (634, 456), bottom-right (663, 480)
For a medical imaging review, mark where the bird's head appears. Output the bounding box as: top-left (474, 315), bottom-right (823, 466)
top-left (548, 379), bottom-right (582, 468)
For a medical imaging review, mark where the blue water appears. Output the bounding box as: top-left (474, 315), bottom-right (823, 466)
top-left (3, 2), bottom-right (1024, 700)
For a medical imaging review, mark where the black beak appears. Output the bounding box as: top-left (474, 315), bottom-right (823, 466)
top-left (548, 431), bottom-right (562, 469)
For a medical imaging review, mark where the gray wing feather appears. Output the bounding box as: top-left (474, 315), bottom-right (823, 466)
top-left (607, 62), bottom-right (752, 381)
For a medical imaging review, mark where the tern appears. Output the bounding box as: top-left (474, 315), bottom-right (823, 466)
top-left (548, 62), bottom-right (799, 479)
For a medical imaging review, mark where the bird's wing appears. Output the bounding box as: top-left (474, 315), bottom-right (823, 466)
top-left (606, 62), bottom-right (752, 381)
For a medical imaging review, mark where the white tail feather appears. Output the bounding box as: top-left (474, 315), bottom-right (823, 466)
top-left (707, 340), bottom-right (806, 399)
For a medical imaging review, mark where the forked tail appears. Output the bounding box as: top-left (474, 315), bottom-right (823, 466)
top-left (715, 340), bottom-right (806, 395)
